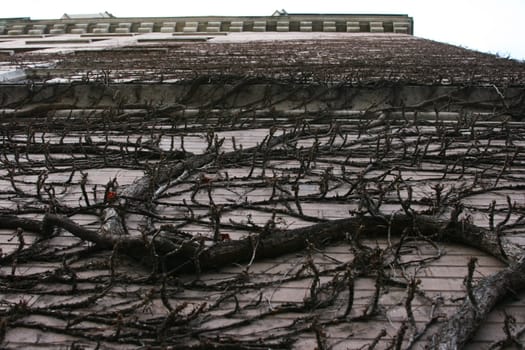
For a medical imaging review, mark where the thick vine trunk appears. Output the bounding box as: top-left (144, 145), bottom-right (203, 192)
top-left (1, 213), bottom-right (521, 269)
top-left (431, 257), bottom-right (525, 350)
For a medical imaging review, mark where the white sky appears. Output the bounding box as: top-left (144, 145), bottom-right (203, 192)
top-left (3, 0), bottom-right (524, 60)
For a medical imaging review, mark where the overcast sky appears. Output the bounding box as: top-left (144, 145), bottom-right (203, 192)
top-left (3, 0), bottom-right (524, 61)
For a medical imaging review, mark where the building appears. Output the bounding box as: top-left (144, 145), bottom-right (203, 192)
top-left (0, 11), bottom-right (525, 350)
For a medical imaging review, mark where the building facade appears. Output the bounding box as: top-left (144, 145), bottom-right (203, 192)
top-left (0, 12), bottom-right (525, 350)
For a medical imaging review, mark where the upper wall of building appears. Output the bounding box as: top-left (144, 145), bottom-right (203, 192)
top-left (0, 13), bottom-right (413, 35)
